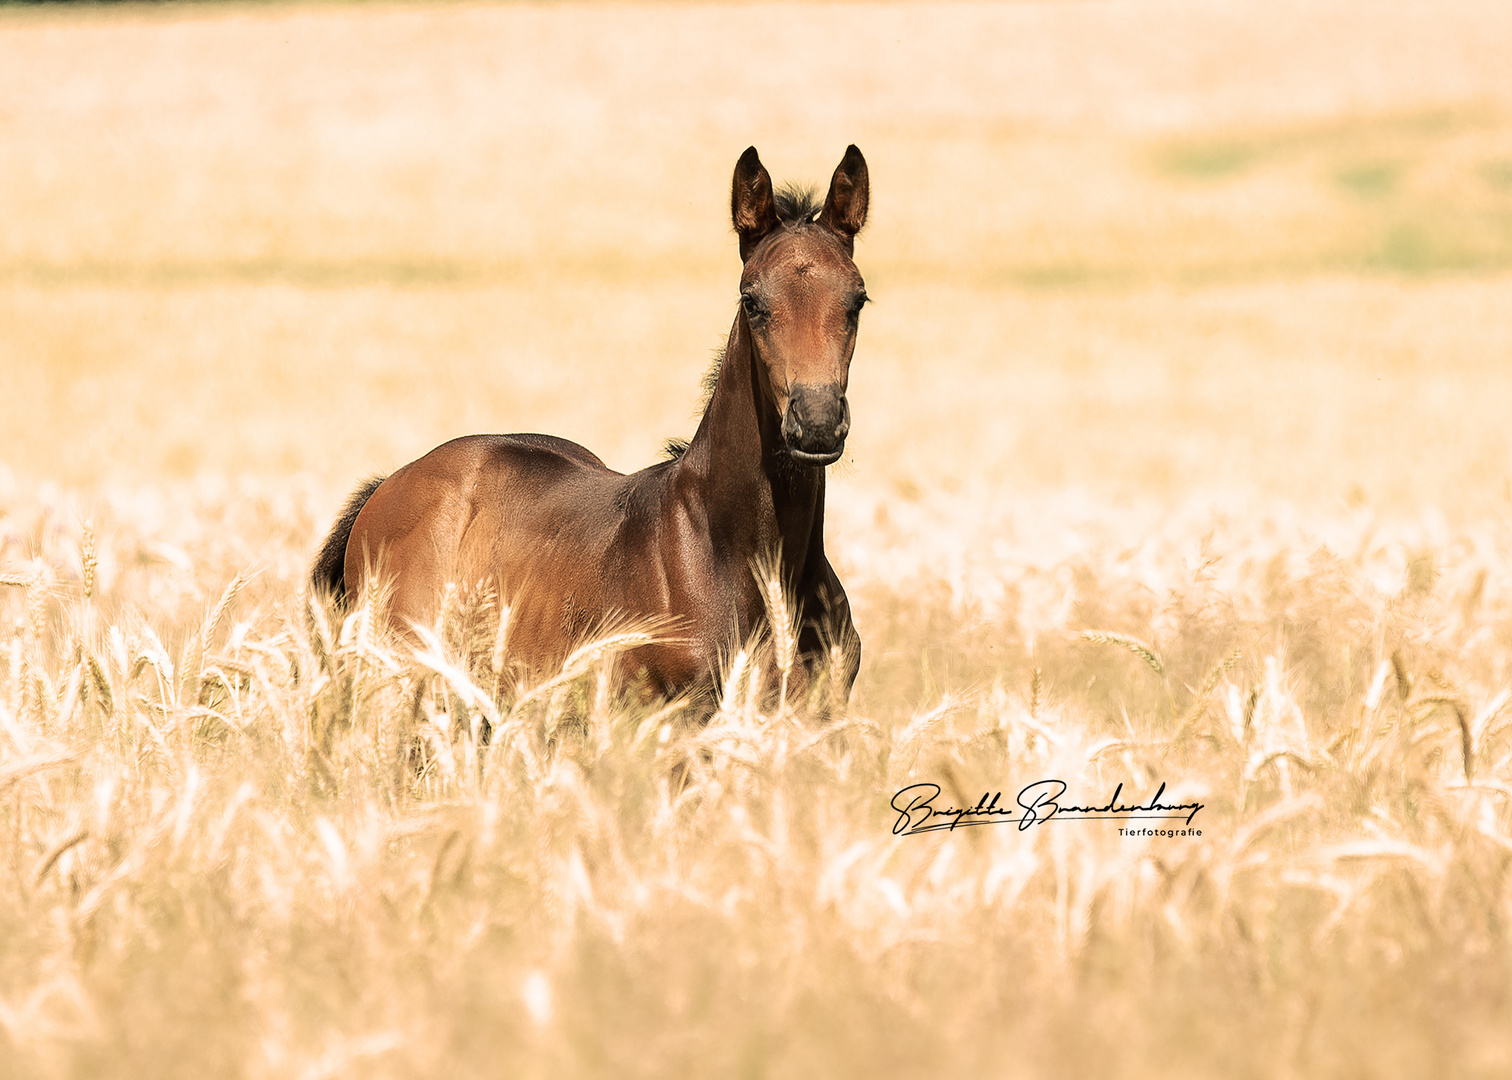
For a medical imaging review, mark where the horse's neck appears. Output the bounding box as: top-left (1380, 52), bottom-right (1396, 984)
top-left (676, 315), bottom-right (825, 576)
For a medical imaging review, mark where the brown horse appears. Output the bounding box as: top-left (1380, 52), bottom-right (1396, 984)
top-left (311, 145), bottom-right (869, 702)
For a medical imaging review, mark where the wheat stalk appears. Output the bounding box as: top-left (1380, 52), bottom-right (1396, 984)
top-left (489, 602), bottom-right (512, 677)
top-left (33, 828), bottom-right (90, 888)
top-left (27, 571), bottom-right (49, 647)
top-left (826, 641), bottom-right (851, 719)
top-left (86, 651), bottom-right (114, 717)
top-left (718, 648), bottom-right (752, 721)
top-left (1390, 649), bottom-right (1412, 702)
top-left (1175, 649), bottom-right (1242, 737)
top-left (80, 525), bottom-right (98, 600)
top-left (1080, 630), bottom-right (1166, 677)
top-left (1413, 694), bottom-right (1473, 778)
top-left (752, 554), bottom-right (798, 709)
top-left (560, 630), bottom-right (658, 681)
top-left (761, 574), bottom-right (796, 682)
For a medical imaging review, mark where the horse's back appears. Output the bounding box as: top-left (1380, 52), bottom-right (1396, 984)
top-left (408, 432), bottom-right (614, 477)
top-left (386, 433), bottom-right (617, 505)
top-left (485, 432), bottom-right (614, 473)
top-left (344, 433), bottom-right (623, 623)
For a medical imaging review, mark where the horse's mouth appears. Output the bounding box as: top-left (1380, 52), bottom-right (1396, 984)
top-left (786, 444), bottom-right (845, 467)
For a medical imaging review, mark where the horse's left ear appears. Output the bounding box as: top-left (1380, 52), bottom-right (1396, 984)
top-left (819, 145), bottom-right (869, 249)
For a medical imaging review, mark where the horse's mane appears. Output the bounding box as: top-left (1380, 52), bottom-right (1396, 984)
top-left (662, 348), bottom-right (724, 461)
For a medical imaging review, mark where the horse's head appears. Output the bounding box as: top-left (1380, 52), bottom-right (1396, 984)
top-left (731, 145), bottom-right (869, 467)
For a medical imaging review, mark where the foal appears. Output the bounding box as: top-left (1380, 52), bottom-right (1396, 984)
top-left (312, 145), bottom-right (870, 702)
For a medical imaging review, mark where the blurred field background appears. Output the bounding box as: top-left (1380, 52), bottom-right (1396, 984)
top-left (3, 0), bottom-right (1512, 509)
top-left (4, 1), bottom-right (1512, 1077)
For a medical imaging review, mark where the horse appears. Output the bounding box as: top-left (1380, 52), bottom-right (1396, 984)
top-left (311, 145), bottom-right (870, 705)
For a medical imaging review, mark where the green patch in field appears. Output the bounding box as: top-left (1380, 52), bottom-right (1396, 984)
top-left (1365, 210), bottom-right (1512, 274)
top-left (1378, 222), bottom-right (1443, 273)
top-left (1153, 139), bottom-right (1265, 180)
top-left (1374, 220), bottom-right (1466, 274)
top-left (1152, 107), bottom-right (1496, 188)
top-left (1334, 162), bottom-right (1402, 198)
top-left (1481, 159), bottom-right (1512, 190)
top-left (1002, 262), bottom-right (1136, 290)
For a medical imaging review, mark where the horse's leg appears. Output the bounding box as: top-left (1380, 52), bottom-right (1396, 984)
top-left (795, 559), bottom-right (861, 715)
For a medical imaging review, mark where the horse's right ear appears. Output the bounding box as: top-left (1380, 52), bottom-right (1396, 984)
top-left (731, 147), bottom-right (778, 261)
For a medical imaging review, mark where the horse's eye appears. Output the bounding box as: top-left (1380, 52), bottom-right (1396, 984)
top-left (741, 294), bottom-right (768, 323)
top-left (846, 292), bottom-right (869, 323)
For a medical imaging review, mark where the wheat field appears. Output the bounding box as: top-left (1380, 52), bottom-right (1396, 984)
top-left (4, 2), bottom-right (1512, 1077)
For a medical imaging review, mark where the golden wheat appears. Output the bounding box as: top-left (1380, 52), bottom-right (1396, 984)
top-left (5, 1), bottom-right (1512, 1076)
top-left (1079, 630), bottom-right (1167, 677)
top-left (0, 481), bottom-right (1509, 1077)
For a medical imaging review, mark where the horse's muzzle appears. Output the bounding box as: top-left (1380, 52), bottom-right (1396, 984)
top-left (782, 385), bottom-right (850, 466)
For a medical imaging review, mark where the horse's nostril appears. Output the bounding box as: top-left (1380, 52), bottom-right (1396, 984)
top-left (783, 386), bottom-right (850, 456)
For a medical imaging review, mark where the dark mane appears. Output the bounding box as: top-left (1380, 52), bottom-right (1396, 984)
top-left (663, 345), bottom-right (727, 460)
top-left (774, 183), bottom-right (821, 225)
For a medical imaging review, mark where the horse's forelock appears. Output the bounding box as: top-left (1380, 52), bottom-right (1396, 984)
top-left (773, 183), bottom-right (822, 225)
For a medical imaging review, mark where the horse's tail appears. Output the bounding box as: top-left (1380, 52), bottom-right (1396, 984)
top-left (311, 475), bottom-right (386, 606)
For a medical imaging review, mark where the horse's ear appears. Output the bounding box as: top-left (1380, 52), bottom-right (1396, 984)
top-left (819, 145), bottom-right (869, 249)
top-left (732, 146), bottom-right (778, 260)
